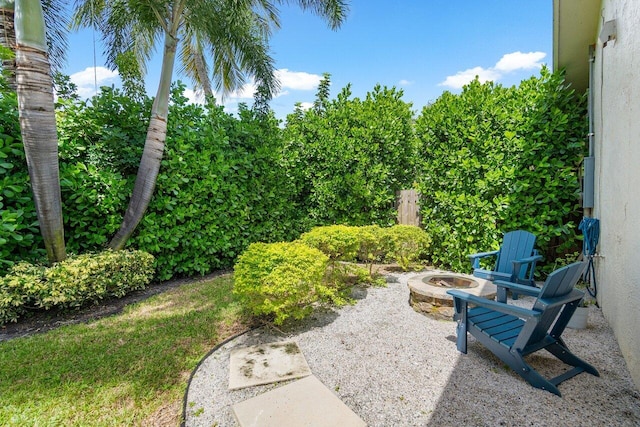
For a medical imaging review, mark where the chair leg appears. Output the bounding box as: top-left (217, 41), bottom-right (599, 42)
top-left (545, 341), bottom-right (600, 377)
top-left (453, 298), bottom-right (468, 354)
top-left (507, 352), bottom-right (562, 396)
top-left (497, 287), bottom-right (508, 303)
top-left (456, 319), bottom-right (467, 354)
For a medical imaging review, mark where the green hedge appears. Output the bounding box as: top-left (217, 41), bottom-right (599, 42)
top-left (298, 225), bottom-right (361, 261)
top-left (383, 225), bottom-right (431, 270)
top-left (0, 250), bottom-right (155, 325)
top-left (415, 68), bottom-right (586, 273)
top-left (1, 69), bottom-right (586, 280)
top-left (299, 224), bottom-right (430, 271)
top-left (283, 76), bottom-right (418, 227)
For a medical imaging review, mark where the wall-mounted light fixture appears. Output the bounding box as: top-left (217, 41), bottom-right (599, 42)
top-left (599, 19), bottom-right (617, 47)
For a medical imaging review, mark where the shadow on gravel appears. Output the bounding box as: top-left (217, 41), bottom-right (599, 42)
top-left (426, 307), bottom-right (640, 426)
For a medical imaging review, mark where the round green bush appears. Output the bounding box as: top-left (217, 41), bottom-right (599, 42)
top-left (298, 225), bottom-right (361, 262)
top-left (383, 225), bottom-right (431, 270)
top-left (233, 242), bottom-right (335, 325)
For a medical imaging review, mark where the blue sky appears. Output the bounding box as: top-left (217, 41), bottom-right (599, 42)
top-left (63, 1), bottom-right (552, 121)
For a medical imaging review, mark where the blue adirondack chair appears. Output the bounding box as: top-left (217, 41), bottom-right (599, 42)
top-left (469, 230), bottom-right (542, 302)
top-left (447, 261), bottom-right (599, 396)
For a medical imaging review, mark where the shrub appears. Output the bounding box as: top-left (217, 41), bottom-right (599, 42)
top-left (283, 76), bottom-right (418, 226)
top-left (383, 225), bottom-right (430, 270)
top-left (415, 68), bottom-right (586, 273)
top-left (352, 225), bottom-right (383, 262)
top-left (0, 262), bottom-right (45, 324)
top-left (0, 250), bottom-right (155, 325)
top-left (233, 242), bottom-right (347, 325)
top-left (298, 225), bottom-right (361, 261)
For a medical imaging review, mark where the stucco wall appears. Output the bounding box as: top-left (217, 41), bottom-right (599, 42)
top-left (593, 0), bottom-right (640, 388)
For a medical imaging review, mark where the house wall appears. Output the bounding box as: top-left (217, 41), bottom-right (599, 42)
top-left (592, 0), bottom-right (640, 388)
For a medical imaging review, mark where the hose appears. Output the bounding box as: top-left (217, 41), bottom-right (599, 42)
top-left (578, 217), bottom-right (600, 299)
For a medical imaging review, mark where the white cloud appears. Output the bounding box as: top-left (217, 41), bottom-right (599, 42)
top-left (183, 88), bottom-right (205, 105)
top-left (227, 82), bottom-right (257, 100)
top-left (299, 102), bottom-right (314, 110)
top-left (399, 79), bottom-right (414, 86)
top-left (69, 66), bottom-right (119, 98)
top-left (440, 51), bottom-right (547, 89)
top-left (439, 66), bottom-right (501, 89)
top-left (276, 69), bottom-right (322, 90)
top-left (215, 68), bottom-right (321, 103)
top-left (494, 51), bottom-right (546, 72)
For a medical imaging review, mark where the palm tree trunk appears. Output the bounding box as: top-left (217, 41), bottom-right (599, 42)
top-left (0, 1), bottom-right (16, 90)
top-left (14, 0), bottom-right (65, 262)
top-left (109, 32), bottom-right (177, 250)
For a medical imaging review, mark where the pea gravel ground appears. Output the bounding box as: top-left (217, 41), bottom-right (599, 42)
top-left (184, 271), bottom-right (640, 427)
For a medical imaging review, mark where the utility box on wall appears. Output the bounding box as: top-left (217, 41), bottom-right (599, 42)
top-left (583, 156), bottom-right (595, 208)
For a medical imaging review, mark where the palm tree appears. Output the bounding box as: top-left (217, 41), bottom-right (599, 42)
top-left (12, 0), bottom-right (66, 262)
top-left (73, 0), bottom-right (349, 250)
top-left (1, 0), bottom-right (68, 88)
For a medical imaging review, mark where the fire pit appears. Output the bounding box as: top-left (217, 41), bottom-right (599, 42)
top-left (407, 271), bottom-right (496, 320)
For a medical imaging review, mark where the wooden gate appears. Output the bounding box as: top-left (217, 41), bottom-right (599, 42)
top-left (397, 189), bottom-right (420, 226)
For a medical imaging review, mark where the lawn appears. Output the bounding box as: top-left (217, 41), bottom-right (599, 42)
top-left (0, 274), bottom-right (249, 426)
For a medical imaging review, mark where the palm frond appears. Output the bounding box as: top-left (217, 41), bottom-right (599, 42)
top-left (42, 0), bottom-right (69, 72)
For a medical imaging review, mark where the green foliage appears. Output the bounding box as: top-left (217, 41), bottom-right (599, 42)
top-left (284, 77), bottom-right (417, 226)
top-left (298, 225), bottom-right (361, 261)
top-left (233, 242), bottom-right (339, 325)
top-left (355, 225), bottom-right (385, 262)
top-left (0, 262), bottom-right (45, 324)
top-left (1, 69), bottom-right (586, 282)
top-left (0, 250), bottom-right (155, 325)
top-left (298, 224), bottom-right (428, 277)
top-left (55, 85), bottom-right (149, 256)
top-left (132, 86), bottom-right (303, 280)
top-left (383, 225), bottom-right (431, 270)
top-left (0, 90), bottom-right (44, 271)
top-left (415, 68), bottom-right (587, 273)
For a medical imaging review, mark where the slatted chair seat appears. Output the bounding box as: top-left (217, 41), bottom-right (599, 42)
top-left (448, 261), bottom-right (599, 396)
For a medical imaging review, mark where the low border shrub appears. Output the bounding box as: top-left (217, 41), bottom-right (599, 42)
top-left (0, 250), bottom-right (155, 325)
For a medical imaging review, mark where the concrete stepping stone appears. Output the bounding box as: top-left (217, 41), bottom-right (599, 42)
top-left (229, 341), bottom-right (311, 390)
top-left (232, 375), bottom-right (367, 426)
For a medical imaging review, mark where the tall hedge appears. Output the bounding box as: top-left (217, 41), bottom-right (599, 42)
top-left (415, 68), bottom-right (587, 272)
top-left (2, 83), bottom-right (303, 279)
top-left (132, 89), bottom-right (304, 279)
top-left (283, 77), bottom-right (417, 227)
top-left (1, 70), bottom-right (588, 280)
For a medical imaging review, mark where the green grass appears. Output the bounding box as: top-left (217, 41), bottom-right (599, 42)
top-left (0, 274), bottom-right (249, 426)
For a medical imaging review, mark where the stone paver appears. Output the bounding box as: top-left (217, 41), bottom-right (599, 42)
top-left (229, 341), bottom-right (311, 390)
top-left (232, 375), bottom-right (367, 427)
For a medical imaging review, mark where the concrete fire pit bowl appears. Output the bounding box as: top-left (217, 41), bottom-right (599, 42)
top-left (407, 271), bottom-right (496, 320)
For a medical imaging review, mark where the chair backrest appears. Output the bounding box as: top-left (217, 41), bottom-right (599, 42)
top-left (494, 230), bottom-right (537, 277)
top-left (528, 261), bottom-right (587, 343)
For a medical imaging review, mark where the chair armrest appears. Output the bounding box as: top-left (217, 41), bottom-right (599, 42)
top-left (469, 250), bottom-right (499, 269)
top-left (537, 289), bottom-right (584, 310)
top-left (447, 290), bottom-right (540, 320)
top-left (494, 280), bottom-right (542, 297)
top-left (512, 254), bottom-right (543, 282)
top-left (512, 254), bottom-right (543, 267)
top-left (469, 250), bottom-right (499, 260)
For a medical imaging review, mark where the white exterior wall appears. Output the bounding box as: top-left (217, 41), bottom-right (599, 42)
top-left (593, 0), bottom-right (640, 388)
